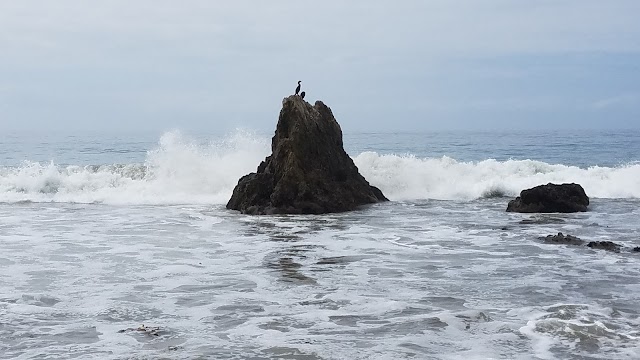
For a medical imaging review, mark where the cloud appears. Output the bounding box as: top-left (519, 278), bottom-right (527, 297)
top-left (0, 1), bottom-right (639, 131)
top-left (592, 93), bottom-right (640, 110)
top-left (2, 1), bottom-right (639, 59)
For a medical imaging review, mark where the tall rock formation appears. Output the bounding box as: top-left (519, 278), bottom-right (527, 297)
top-left (227, 95), bottom-right (388, 214)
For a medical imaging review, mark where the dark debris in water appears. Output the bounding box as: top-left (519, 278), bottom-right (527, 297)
top-left (118, 324), bottom-right (162, 337)
top-left (316, 255), bottom-right (370, 265)
top-left (520, 216), bottom-right (566, 225)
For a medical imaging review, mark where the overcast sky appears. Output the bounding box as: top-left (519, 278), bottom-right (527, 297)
top-left (1, 0), bottom-right (639, 133)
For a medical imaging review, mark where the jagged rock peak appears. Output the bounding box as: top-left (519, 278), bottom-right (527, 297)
top-left (227, 95), bottom-right (388, 215)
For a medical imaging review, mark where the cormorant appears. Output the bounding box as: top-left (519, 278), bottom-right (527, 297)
top-left (300, 91), bottom-right (306, 100)
top-left (295, 81), bottom-right (301, 95)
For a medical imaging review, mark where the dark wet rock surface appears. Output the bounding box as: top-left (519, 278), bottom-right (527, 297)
top-left (542, 232), bottom-right (585, 245)
top-left (540, 233), bottom-right (628, 253)
top-left (507, 183), bottom-right (589, 213)
top-left (586, 241), bottom-right (622, 253)
top-left (227, 95), bottom-right (387, 214)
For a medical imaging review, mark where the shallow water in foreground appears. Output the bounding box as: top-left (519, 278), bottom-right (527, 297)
top-left (2, 197), bottom-right (639, 359)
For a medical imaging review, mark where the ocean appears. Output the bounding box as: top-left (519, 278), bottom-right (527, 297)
top-left (1, 129), bottom-right (639, 359)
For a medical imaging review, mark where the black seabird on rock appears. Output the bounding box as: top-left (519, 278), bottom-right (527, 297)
top-left (295, 81), bottom-right (301, 95)
top-left (300, 91), bottom-right (306, 100)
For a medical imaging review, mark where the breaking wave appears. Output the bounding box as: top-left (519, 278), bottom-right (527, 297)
top-left (0, 131), bottom-right (269, 205)
top-left (1, 131), bottom-right (639, 204)
top-left (354, 152), bottom-right (640, 201)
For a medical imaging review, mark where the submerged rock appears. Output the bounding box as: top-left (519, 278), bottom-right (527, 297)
top-left (520, 216), bottom-right (566, 225)
top-left (227, 95), bottom-right (388, 215)
top-left (507, 183), bottom-right (589, 213)
top-left (118, 324), bottom-right (162, 337)
top-left (542, 232), bottom-right (585, 245)
top-left (540, 233), bottom-right (629, 253)
top-left (586, 241), bottom-right (622, 253)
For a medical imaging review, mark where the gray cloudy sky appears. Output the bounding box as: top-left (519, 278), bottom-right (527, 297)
top-left (1, 0), bottom-right (639, 133)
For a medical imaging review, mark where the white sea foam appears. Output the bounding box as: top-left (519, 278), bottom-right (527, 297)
top-left (354, 152), bottom-right (640, 200)
top-left (0, 131), bottom-right (269, 205)
top-left (1, 132), bottom-right (639, 204)
top-left (518, 303), bottom-right (640, 359)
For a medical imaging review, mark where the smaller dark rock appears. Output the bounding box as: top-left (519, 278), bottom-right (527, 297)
top-left (633, 247), bottom-right (640, 252)
top-left (542, 232), bottom-right (585, 246)
top-left (507, 183), bottom-right (589, 213)
top-left (586, 241), bottom-right (622, 253)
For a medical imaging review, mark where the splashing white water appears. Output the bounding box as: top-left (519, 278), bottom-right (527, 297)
top-left (0, 131), bottom-right (269, 205)
top-left (1, 131), bottom-right (639, 204)
top-left (354, 152), bottom-right (640, 200)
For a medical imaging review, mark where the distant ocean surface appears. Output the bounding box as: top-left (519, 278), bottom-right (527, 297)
top-left (1, 129), bottom-right (639, 359)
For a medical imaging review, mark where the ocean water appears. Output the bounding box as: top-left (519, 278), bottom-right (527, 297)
top-left (1, 129), bottom-right (639, 359)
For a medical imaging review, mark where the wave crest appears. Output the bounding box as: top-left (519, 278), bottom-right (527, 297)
top-left (354, 152), bottom-right (640, 200)
top-left (0, 130), bottom-right (269, 205)
top-left (1, 132), bottom-right (638, 204)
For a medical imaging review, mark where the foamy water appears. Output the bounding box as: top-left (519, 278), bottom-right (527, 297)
top-left (1, 130), bottom-right (640, 359)
top-left (1, 131), bottom-right (639, 205)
